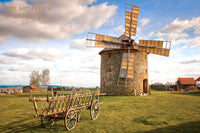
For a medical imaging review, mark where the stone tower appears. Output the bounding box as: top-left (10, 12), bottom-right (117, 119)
top-left (99, 48), bottom-right (149, 95)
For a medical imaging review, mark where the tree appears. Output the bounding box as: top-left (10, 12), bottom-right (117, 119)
top-left (41, 69), bottom-right (50, 86)
top-left (29, 70), bottom-right (40, 86)
top-left (29, 69), bottom-right (50, 86)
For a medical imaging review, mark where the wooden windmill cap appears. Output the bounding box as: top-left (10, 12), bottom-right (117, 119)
top-left (99, 34), bottom-right (138, 55)
top-left (99, 47), bottom-right (138, 55)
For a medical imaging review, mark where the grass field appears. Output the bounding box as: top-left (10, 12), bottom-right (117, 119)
top-left (0, 90), bottom-right (200, 133)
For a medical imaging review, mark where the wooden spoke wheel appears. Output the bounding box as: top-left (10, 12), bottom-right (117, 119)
top-left (76, 109), bottom-right (82, 122)
top-left (41, 116), bottom-right (54, 128)
top-left (90, 99), bottom-right (100, 120)
top-left (64, 108), bottom-right (77, 131)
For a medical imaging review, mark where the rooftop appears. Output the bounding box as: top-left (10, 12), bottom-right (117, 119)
top-left (178, 78), bottom-right (196, 85)
top-left (99, 47), bottom-right (138, 55)
top-left (195, 76), bottom-right (200, 81)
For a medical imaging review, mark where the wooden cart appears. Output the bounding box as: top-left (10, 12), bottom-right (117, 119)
top-left (29, 87), bottom-right (106, 130)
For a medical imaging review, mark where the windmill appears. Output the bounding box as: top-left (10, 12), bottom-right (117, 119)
top-left (86, 4), bottom-right (171, 95)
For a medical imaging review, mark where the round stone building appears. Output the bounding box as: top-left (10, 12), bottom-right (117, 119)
top-left (99, 48), bottom-right (149, 95)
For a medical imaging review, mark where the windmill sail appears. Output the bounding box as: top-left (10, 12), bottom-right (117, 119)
top-left (125, 4), bottom-right (139, 36)
top-left (138, 40), bottom-right (171, 56)
top-left (117, 4), bottom-right (139, 87)
top-left (86, 32), bottom-right (124, 48)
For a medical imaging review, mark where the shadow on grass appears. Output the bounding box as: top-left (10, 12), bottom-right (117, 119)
top-left (171, 91), bottom-right (200, 97)
top-left (134, 116), bottom-right (168, 126)
top-left (0, 118), bottom-right (40, 133)
top-left (143, 120), bottom-right (200, 133)
top-left (1, 116), bottom-right (200, 133)
top-left (0, 117), bottom-right (68, 133)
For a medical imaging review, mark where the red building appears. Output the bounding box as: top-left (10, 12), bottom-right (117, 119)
top-left (195, 77), bottom-right (200, 89)
top-left (23, 85), bottom-right (37, 92)
top-left (177, 78), bottom-right (196, 90)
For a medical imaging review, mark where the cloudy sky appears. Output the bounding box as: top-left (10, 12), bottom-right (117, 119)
top-left (0, 0), bottom-right (200, 86)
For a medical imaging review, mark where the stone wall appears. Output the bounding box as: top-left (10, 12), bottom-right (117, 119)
top-left (132, 51), bottom-right (148, 94)
top-left (100, 49), bottom-right (148, 95)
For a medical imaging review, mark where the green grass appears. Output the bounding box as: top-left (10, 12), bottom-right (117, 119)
top-left (0, 90), bottom-right (200, 133)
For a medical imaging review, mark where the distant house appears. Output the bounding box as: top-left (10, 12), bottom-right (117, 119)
top-left (177, 78), bottom-right (196, 90)
top-left (23, 85), bottom-right (37, 92)
top-left (195, 77), bottom-right (200, 89)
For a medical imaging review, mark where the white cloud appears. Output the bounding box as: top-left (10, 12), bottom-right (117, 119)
top-left (172, 36), bottom-right (200, 47)
top-left (136, 27), bottom-right (141, 36)
top-left (0, 57), bottom-right (15, 64)
top-left (114, 25), bottom-right (124, 35)
top-left (0, 36), bottom-right (9, 44)
top-left (140, 18), bottom-right (150, 26)
top-left (70, 39), bottom-right (86, 50)
top-left (61, 68), bottom-right (99, 74)
top-left (182, 45), bottom-right (187, 48)
top-left (147, 31), bottom-right (154, 37)
top-left (155, 32), bottom-right (189, 40)
top-left (151, 17), bottom-right (200, 47)
top-left (81, 55), bottom-right (100, 64)
top-left (162, 18), bottom-right (191, 33)
top-left (0, 0), bottom-right (117, 44)
top-left (162, 17), bottom-right (200, 34)
top-left (3, 47), bottom-right (64, 61)
top-left (176, 55), bottom-right (200, 64)
top-left (8, 67), bottom-right (27, 72)
top-left (51, 52), bottom-right (100, 87)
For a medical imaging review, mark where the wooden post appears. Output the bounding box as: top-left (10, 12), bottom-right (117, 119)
top-left (33, 97), bottom-right (39, 117)
top-left (134, 89), bottom-right (136, 96)
top-left (51, 88), bottom-right (54, 98)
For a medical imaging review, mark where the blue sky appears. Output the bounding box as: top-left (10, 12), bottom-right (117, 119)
top-left (0, 0), bottom-right (200, 86)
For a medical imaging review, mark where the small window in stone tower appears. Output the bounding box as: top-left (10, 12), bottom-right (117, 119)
top-left (107, 53), bottom-right (111, 58)
top-left (107, 67), bottom-right (112, 72)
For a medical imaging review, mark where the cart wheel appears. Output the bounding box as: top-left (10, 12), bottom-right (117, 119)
top-left (41, 116), bottom-right (54, 128)
top-left (76, 109), bottom-right (82, 122)
top-left (90, 99), bottom-right (100, 120)
top-left (64, 108), bottom-right (77, 131)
